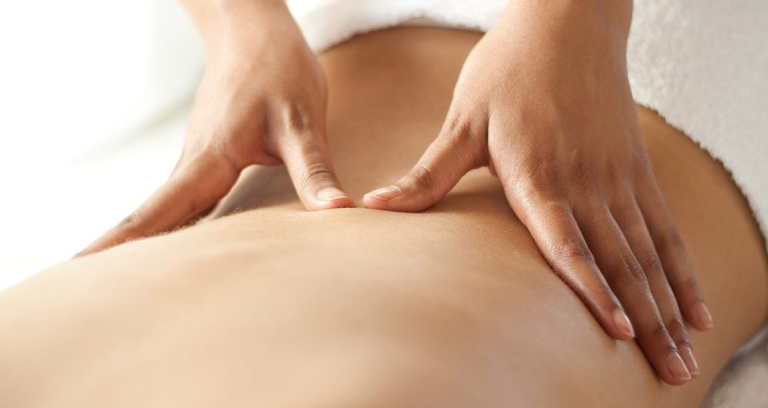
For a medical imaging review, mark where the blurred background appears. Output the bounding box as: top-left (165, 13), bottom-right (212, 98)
top-left (0, 0), bottom-right (204, 289)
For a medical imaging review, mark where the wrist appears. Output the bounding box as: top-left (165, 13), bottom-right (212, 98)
top-left (498, 0), bottom-right (632, 53)
top-left (182, 0), bottom-right (297, 54)
top-left (505, 0), bottom-right (632, 24)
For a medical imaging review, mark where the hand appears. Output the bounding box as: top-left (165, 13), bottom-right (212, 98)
top-left (363, 0), bottom-right (713, 384)
top-left (79, 1), bottom-right (352, 256)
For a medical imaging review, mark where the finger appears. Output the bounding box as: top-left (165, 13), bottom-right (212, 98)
top-left (363, 119), bottom-right (480, 211)
top-left (637, 176), bottom-right (713, 331)
top-left (76, 151), bottom-right (240, 257)
top-left (277, 125), bottom-right (354, 210)
top-left (613, 198), bottom-right (700, 378)
top-left (576, 202), bottom-right (692, 385)
top-left (509, 192), bottom-right (635, 342)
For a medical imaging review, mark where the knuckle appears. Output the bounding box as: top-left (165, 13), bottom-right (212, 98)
top-left (410, 164), bottom-right (435, 192)
top-left (608, 191), bottom-right (635, 215)
top-left (552, 238), bottom-right (595, 265)
top-left (649, 320), bottom-right (674, 344)
top-left (302, 161), bottom-right (335, 185)
top-left (280, 101), bottom-right (314, 137)
top-left (606, 158), bottom-right (628, 186)
top-left (632, 153), bottom-right (654, 177)
top-left (442, 113), bottom-right (474, 144)
top-left (605, 185), bottom-right (637, 216)
top-left (439, 116), bottom-right (484, 169)
top-left (118, 211), bottom-right (144, 237)
top-left (119, 211), bottom-right (141, 229)
top-left (676, 340), bottom-right (693, 352)
top-left (513, 172), bottom-right (560, 205)
top-left (635, 247), bottom-right (664, 275)
top-left (614, 253), bottom-right (648, 285)
top-left (664, 317), bottom-right (690, 344)
top-left (216, 137), bottom-right (251, 171)
top-left (178, 150), bottom-right (219, 178)
top-left (185, 196), bottom-right (202, 218)
top-left (659, 225), bottom-right (686, 254)
top-left (177, 149), bottom-right (203, 169)
top-left (569, 158), bottom-right (596, 190)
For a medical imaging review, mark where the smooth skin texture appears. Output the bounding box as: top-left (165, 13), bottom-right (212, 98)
top-left (77, 0), bottom-right (354, 257)
top-left (363, 0), bottom-right (708, 384)
top-left (79, 0), bottom-right (709, 384)
top-left (1, 28), bottom-right (766, 408)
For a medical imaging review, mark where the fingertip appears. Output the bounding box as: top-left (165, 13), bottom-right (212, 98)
top-left (692, 301), bottom-right (714, 330)
top-left (73, 234), bottom-right (115, 259)
top-left (317, 187), bottom-right (348, 201)
top-left (664, 350), bottom-right (693, 385)
top-left (362, 185), bottom-right (439, 212)
top-left (73, 244), bottom-right (96, 258)
top-left (309, 186), bottom-right (355, 210)
top-left (362, 185), bottom-right (402, 210)
top-left (613, 308), bottom-right (636, 340)
top-left (364, 185), bottom-right (402, 201)
top-left (362, 194), bottom-right (389, 210)
top-left (72, 249), bottom-right (91, 259)
top-left (680, 346), bottom-right (701, 378)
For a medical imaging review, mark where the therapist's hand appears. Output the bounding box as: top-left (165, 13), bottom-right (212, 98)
top-left (363, 0), bottom-right (713, 385)
top-left (78, 0), bottom-right (352, 256)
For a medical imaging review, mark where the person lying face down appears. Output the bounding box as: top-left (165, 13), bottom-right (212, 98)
top-left (79, 0), bottom-right (714, 386)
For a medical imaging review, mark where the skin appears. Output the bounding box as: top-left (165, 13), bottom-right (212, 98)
top-left (0, 28), bottom-right (766, 408)
top-left (81, 0), bottom-right (710, 384)
top-left (363, 0), bottom-right (710, 384)
top-left (77, 0), bottom-right (355, 257)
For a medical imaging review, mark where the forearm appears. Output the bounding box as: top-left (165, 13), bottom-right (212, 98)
top-left (176, 0), bottom-right (297, 52)
top-left (498, 0), bottom-right (633, 51)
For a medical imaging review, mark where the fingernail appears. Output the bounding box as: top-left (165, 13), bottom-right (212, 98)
top-left (364, 185), bottom-right (402, 202)
top-left (680, 346), bottom-right (700, 377)
top-left (666, 351), bottom-right (692, 381)
top-left (695, 302), bottom-right (714, 329)
top-left (317, 187), bottom-right (349, 202)
top-left (613, 309), bottom-right (635, 338)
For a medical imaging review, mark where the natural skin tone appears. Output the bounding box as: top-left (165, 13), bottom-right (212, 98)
top-left (77, 0), bottom-right (712, 385)
top-left (364, 0), bottom-right (713, 384)
top-left (77, 0), bottom-right (355, 258)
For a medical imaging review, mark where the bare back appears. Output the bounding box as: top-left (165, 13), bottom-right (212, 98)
top-left (0, 28), bottom-right (766, 408)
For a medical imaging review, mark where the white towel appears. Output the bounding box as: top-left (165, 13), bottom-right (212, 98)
top-left (286, 0), bottom-right (768, 257)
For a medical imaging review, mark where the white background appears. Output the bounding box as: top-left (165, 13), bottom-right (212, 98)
top-left (0, 0), bottom-right (204, 290)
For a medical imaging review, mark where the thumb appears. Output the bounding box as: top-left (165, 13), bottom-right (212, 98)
top-left (279, 126), bottom-right (354, 210)
top-left (363, 120), bottom-right (481, 212)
